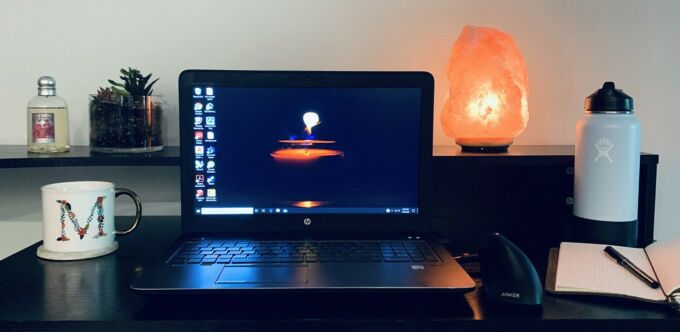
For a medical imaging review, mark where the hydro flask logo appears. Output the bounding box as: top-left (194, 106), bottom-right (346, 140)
top-left (594, 137), bottom-right (614, 163)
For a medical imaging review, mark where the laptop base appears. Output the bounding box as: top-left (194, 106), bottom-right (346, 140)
top-left (131, 234), bottom-right (475, 294)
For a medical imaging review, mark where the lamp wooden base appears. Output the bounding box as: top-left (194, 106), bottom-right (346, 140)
top-left (456, 138), bottom-right (513, 153)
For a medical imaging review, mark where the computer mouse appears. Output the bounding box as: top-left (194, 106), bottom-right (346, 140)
top-left (479, 233), bottom-right (543, 306)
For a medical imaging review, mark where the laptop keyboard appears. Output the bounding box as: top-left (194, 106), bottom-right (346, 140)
top-left (167, 240), bottom-right (440, 265)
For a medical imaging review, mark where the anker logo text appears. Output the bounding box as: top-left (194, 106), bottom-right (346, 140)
top-left (501, 292), bottom-right (520, 299)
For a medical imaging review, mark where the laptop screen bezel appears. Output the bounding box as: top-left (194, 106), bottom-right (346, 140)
top-left (179, 70), bottom-right (433, 234)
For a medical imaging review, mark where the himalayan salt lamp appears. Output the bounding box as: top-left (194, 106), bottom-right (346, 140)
top-left (440, 25), bottom-right (529, 152)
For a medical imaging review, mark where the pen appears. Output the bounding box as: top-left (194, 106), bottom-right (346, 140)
top-left (604, 246), bottom-right (660, 289)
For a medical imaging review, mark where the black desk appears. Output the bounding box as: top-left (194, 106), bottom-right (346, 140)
top-left (1, 217), bottom-right (678, 331)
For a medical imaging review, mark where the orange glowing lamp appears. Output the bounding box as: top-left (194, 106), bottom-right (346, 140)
top-left (440, 25), bottom-right (529, 152)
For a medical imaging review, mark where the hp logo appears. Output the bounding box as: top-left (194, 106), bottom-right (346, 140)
top-left (303, 218), bottom-right (312, 226)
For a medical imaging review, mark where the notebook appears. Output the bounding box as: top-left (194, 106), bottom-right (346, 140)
top-left (545, 237), bottom-right (680, 309)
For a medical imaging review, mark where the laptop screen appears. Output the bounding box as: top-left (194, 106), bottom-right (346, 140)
top-left (191, 86), bottom-right (421, 216)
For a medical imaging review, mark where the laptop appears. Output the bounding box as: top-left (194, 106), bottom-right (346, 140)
top-left (131, 70), bottom-right (475, 293)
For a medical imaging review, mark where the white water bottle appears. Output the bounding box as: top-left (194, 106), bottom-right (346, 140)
top-left (573, 82), bottom-right (640, 246)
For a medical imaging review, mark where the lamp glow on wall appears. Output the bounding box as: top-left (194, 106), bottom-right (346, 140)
top-left (440, 25), bottom-right (530, 152)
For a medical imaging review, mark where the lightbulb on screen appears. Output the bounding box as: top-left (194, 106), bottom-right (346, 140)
top-left (303, 112), bottom-right (320, 135)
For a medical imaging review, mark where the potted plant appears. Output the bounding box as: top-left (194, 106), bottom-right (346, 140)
top-left (89, 68), bottom-right (163, 153)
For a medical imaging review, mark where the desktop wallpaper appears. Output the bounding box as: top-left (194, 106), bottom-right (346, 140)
top-left (196, 87), bottom-right (421, 213)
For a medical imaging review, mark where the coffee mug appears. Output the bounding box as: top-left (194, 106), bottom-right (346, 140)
top-left (36, 181), bottom-right (142, 260)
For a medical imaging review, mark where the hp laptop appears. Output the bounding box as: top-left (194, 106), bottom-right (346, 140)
top-left (131, 70), bottom-right (475, 293)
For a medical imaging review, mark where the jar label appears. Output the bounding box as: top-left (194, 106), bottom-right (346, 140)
top-left (32, 113), bottom-right (55, 143)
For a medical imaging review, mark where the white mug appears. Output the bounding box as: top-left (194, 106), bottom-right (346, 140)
top-left (37, 181), bottom-right (142, 260)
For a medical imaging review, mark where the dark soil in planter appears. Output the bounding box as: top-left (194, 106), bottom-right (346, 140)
top-left (90, 99), bottom-right (163, 149)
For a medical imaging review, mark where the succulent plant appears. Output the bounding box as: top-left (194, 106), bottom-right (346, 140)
top-left (108, 67), bottom-right (159, 96)
top-left (90, 68), bottom-right (164, 151)
top-left (93, 87), bottom-right (118, 104)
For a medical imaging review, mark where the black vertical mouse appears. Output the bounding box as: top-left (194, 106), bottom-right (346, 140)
top-left (479, 233), bottom-right (543, 305)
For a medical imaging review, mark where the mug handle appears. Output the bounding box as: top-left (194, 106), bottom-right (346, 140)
top-left (114, 188), bottom-right (142, 236)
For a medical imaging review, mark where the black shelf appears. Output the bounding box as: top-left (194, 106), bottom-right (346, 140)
top-left (432, 144), bottom-right (659, 251)
top-left (0, 145), bottom-right (180, 168)
top-left (0, 145), bottom-right (658, 169)
top-left (434, 145), bottom-right (659, 165)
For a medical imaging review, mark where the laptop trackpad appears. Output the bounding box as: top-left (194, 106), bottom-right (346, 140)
top-left (217, 265), bottom-right (308, 284)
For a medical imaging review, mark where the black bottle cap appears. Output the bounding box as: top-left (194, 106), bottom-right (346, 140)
top-left (585, 81), bottom-right (634, 113)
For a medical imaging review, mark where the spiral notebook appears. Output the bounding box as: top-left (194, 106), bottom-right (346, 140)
top-left (546, 237), bottom-right (680, 310)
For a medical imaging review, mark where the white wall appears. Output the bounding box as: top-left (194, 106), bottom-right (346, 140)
top-left (1, 0), bottom-right (679, 258)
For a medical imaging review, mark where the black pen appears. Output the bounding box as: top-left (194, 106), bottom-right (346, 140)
top-left (604, 246), bottom-right (660, 289)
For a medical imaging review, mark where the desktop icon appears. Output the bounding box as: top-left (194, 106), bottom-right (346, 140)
top-left (195, 146), bottom-right (204, 155)
top-left (194, 117), bottom-right (203, 126)
top-left (206, 131), bottom-right (215, 140)
top-left (206, 175), bottom-right (216, 185)
top-left (206, 87), bottom-right (213, 96)
top-left (195, 160), bottom-right (204, 169)
top-left (195, 189), bottom-right (204, 198)
top-left (207, 189), bottom-right (216, 197)
top-left (194, 131), bottom-right (204, 140)
top-left (206, 160), bottom-right (215, 169)
top-left (195, 174), bottom-right (205, 183)
top-left (206, 146), bottom-right (216, 155)
top-left (205, 116), bottom-right (215, 126)
top-left (194, 87), bottom-right (202, 96)
top-left (205, 103), bottom-right (214, 111)
top-left (194, 102), bottom-right (203, 111)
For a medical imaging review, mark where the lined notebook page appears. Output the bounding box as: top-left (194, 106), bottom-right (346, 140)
top-left (646, 236), bottom-right (680, 296)
top-left (555, 242), bottom-right (666, 303)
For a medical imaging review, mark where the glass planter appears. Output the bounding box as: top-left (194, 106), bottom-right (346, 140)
top-left (89, 95), bottom-right (163, 153)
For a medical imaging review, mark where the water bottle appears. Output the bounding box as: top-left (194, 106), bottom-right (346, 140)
top-left (573, 82), bottom-right (640, 246)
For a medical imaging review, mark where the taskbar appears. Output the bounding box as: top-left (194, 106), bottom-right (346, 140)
top-left (197, 207), bottom-right (418, 215)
